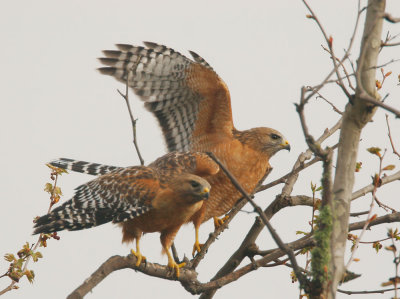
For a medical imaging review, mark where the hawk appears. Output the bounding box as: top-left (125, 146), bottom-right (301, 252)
top-left (34, 152), bottom-right (219, 277)
top-left (98, 42), bottom-right (290, 254)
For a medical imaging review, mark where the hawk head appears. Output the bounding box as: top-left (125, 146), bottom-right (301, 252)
top-left (236, 127), bottom-right (290, 158)
top-left (171, 174), bottom-right (211, 204)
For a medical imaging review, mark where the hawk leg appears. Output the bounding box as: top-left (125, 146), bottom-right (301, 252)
top-left (213, 215), bottom-right (229, 229)
top-left (192, 226), bottom-right (204, 257)
top-left (166, 247), bottom-right (186, 278)
top-left (131, 237), bottom-right (146, 267)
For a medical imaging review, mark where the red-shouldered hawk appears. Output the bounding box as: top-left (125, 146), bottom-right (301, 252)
top-left (98, 42), bottom-right (290, 255)
top-left (34, 152), bottom-right (219, 277)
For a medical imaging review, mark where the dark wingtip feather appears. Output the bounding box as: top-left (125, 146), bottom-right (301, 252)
top-left (98, 57), bottom-right (118, 66)
top-left (102, 50), bottom-right (122, 58)
top-left (143, 41), bottom-right (158, 48)
top-left (97, 67), bottom-right (116, 75)
top-left (116, 44), bottom-right (134, 51)
top-left (188, 50), bottom-right (200, 60)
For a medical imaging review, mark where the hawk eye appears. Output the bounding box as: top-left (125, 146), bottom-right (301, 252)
top-left (190, 180), bottom-right (200, 188)
top-left (271, 133), bottom-right (280, 140)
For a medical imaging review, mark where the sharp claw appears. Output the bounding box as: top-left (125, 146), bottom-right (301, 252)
top-left (213, 215), bottom-right (229, 229)
top-left (131, 249), bottom-right (146, 267)
top-left (192, 241), bottom-right (204, 257)
top-left (168, 261), bottom-right (186, 278)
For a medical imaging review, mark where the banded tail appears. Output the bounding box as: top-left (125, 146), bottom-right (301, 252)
top-left (50, 158), bottom-right (122, 176)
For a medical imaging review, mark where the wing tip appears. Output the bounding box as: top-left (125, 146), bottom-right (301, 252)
top-left (102, 50), bottom-right (122, 58)
top-left (143, 41), bottom-right (158, 48)
top-left (116, 43), bottom-right (134, 51)
top-left (97, 67), bottom-right (117, 75)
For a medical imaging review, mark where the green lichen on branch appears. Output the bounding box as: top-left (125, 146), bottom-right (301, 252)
top-left (310, 205), bottom-right (332, 294)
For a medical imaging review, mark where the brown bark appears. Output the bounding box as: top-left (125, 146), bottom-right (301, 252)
top-left (329, 0), bottom-right (386, 297)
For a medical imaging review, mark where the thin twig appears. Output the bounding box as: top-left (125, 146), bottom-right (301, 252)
top-left (386, 114), bottom-right (400, 159)
top-left (358, 91), bottom-right (400, 118)
top-left (338, 287), bottom-right (397, 295)
top-left (382, 42), bottom-right (400, 47)
top-left (0, 169), bottom-right (62, 296)
top-left (350, 210), bottom-right (370, 217)
top-left (311, 86), bottom-right (343, 114)
top-left (117, 57), bottom-right (145, 165)
top-left (296, 87), bottom-right (329, 158)
top-left (346, 151), bottom-right (385, 269)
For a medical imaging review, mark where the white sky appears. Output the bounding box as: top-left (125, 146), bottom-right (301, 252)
top-left (1, 1), bottom-right (400, 298)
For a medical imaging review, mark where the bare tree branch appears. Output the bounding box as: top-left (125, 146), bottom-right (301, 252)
top-left (117, 59), bottom-right (145, 165)
top-left (351, 170), bottom-right (400, 200)
top-left (67, 210), bottom-right (400, 298)
top-left (357, 91), bottom-right (400, 118)
top-left (205, 152), bottom-right (309, 289)
top-left (329, 1), bottom-right (386, 297)
top-left (384, 12), bottom-right (400, 23)
top-left (385, 114), bottom-right (400, 158)
top-left (338, 287), bottom-right (397, 295)
top-left (201, 119), bottom-right (342, 298)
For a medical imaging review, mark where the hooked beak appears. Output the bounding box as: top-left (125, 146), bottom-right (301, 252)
top-left (200, 187), bottom-right (210, 200)
top-left (281, 140), bottom-right (291, 151)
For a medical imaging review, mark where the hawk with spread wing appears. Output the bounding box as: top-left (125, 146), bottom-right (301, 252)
top-left (34, 152), bottom-right (218, 277)
top-left (98, 42), bottom-right (290, 254)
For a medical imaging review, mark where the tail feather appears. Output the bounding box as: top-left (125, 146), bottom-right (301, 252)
top-left (33, 204), bottom-right (114, 234)
top-left (49, 158), bottom-right (122, 176)
top-left (33, 188), bottom-right (116, 235)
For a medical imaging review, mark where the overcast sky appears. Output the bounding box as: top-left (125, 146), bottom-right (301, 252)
top-left (1, 1), bottom-right (400, 298)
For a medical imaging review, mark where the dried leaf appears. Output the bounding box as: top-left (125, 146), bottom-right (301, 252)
top-left (328, 36), bottom-right (333, 47)
top-left (368, 214), bottom-right (377, 223)
top-left (44, 183), bottom-right (53, 194)
top-left (373, 242), bottom-right (382, 253)
top-left (383, 165), bottom-right (395, 171)
top-left (4, 253), bottom-right (16, 262)
top-left (367, 147), bottom-right (381, 156)
top-left (296, 231), bottom-right (308, 236)
top-left (385, 244), bottom-right (396, 252)
top-left (46, 164), bottom-right (68, 175)
top-left (24, 269), bottom-right (35, 283)
top-left (53, 186), bottom-right (62, 196)
top-left (355, 162), bottom-right (362, 172)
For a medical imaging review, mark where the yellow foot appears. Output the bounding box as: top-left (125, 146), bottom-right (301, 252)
top-left (131, 249), bottom-right (146, 266)
top-left (192, 241), bottom-right (204, 257)
top-left (213, 215), bottom-right (229, 229)
top-left (168, 261), bottom-right (186, 278)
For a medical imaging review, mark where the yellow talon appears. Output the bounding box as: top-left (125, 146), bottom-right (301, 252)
top-left (168, 261), bottom-right (186, 278)
top-left (213, 215), bottom-right (229, 229)
top-left (166, 247), bottom-right (185, 278)
top-left (131, 248), bottom-right (146, 267)
top-left (192, 226), bottom-right (204, 256)
top-left (192, 241), bottom-right (204, 257)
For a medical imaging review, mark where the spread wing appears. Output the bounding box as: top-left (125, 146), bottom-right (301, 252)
top-left (98, 42), bottom-right (233, 152)
top-left (33, 166), bottom-right (160, 234)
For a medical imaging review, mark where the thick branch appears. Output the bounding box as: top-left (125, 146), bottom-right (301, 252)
top-left (330, 1), bottom-right (386, 297)
top-left (68, 211), bottom-right (400, 298)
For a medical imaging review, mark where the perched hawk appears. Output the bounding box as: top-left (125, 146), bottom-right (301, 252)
top-left (99, 42), bottom-right (290, 254)
top-left (34, 152), bottom-right (219, 277)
